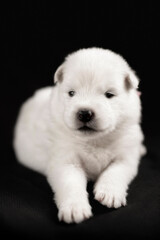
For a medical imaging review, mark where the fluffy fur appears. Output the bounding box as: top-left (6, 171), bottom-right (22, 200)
top-left (13, 48), bottom-right (146, 223)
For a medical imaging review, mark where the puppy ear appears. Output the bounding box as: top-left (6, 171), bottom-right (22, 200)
top-left (125, 71), bottom-right (139, 90)
top-left (54, 65), bottom-right (64, 85)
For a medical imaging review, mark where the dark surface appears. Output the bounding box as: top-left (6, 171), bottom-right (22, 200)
top-left (1, 144), bottom-right (160, 239)
top-left (1, 1), bottom-right (160, 239)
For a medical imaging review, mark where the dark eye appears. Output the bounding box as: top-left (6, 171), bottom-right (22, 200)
top-left (68, 91), bottom-right (76, 97)
top-left (105, 92), bottom-right (115, 98)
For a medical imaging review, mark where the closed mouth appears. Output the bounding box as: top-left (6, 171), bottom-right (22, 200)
top-left (78, 126), bottom-right (96, 132)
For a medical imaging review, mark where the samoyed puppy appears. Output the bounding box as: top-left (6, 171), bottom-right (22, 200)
top-left (13, 48), bottom-right (146, 224)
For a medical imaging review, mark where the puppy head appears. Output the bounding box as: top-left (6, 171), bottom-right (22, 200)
top-left (54, 48), bottom-right (140, 137)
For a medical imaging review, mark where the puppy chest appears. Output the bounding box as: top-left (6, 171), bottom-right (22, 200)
top-left (79, 146), bottom-right (113, 180)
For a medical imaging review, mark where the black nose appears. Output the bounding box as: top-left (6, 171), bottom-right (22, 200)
top-left (77, 110), bottom-right (94, 123)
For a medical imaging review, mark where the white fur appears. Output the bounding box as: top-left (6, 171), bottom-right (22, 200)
top-left (13, 48), bottom-right (146, 224)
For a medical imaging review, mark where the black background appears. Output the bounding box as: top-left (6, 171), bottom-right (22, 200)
top-left (1, 1), bottom-right (160, 239)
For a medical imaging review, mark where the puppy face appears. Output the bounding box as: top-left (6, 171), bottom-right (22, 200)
top-left (54, 48), bottom-right (139, 137)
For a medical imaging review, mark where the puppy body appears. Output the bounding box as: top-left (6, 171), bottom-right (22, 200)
top-left (13, 48), bottom-right (146, 223)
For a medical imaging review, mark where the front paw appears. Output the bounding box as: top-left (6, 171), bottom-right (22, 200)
top-left (58, 201), bottom-right (93, 224)
top-left (94, 183), bottom-right (127, 209)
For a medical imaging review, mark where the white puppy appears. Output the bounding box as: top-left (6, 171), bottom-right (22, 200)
top-left (13, 48), bottom-right (146, 224)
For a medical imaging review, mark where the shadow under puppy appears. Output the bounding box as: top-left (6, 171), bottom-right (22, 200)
top-left (13, 48), bottom-right (146, 223)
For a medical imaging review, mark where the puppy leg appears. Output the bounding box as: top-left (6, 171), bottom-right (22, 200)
top-left (46, 161), bottom-right (92, 224)
top-left (94, 151), bottom-right (140, 208)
